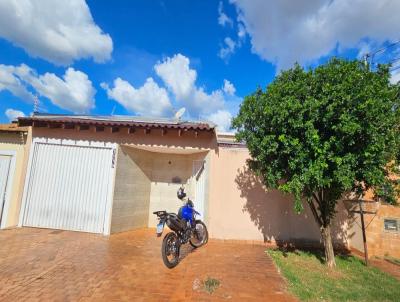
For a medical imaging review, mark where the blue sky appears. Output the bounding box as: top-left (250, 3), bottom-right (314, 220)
top-left (0, 0), bottom-right (399, 131)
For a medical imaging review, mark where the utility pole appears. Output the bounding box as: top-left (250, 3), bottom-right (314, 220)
top-left (348, 199), bottom-right (377, 266)
top-left (363, 39), bottom-right (400, 72)
top-left (358, 200), bottom-right (368, 266)
top-left (363, 53), bottom-right (370, 70)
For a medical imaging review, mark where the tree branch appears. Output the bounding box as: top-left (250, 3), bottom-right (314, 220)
top-left (318, 189), bottom-right (328, 227)
top-left (308, 197), bottom-right (323, 227)
top-left (312, 192), bottom-right (320, 205)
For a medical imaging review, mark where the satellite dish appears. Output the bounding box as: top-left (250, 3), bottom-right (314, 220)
top-left (174, 107), bottom-right (186, 120)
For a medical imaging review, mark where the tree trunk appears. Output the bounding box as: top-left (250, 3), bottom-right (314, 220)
top-left (321, 224), bottom-right (336, 268)
top-left (308, 196), bottom-right (337, 268)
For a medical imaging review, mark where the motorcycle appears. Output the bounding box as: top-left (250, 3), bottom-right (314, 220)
top-left (153, 186), bottom-right (208, 268)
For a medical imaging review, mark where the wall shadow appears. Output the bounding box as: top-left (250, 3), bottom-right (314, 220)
top-left (235, 164), bottom-right (350, 250)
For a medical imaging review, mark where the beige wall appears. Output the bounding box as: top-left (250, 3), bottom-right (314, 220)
top-left (208, 147), bottom-right (349, 247)
top-left (346, 202), bottom-right (364, 253)
top-left (110, 145), bottom-right (209, 231)
top-left (0, 130), bottom-right (30, 228)
top-left (112, 146), bottom-right (196, 229)
top-left (110, 146), bottom-right (151, 233)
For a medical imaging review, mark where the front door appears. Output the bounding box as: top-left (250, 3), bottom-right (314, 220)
top-left (193, 160), bottom-right (206, 217)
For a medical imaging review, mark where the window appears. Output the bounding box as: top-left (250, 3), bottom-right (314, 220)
top-left (384, 219), bottom-right (398, 232)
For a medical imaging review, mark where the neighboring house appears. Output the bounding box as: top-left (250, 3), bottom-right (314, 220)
top-left (365, 204), bottom-right (400, 259)
top-left (0, 123), bottom-right (30, 229)
top-left (347, 198), bottom-right (400, 259)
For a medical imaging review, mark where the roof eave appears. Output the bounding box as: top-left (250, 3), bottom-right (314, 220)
top-left (0, 123), bottom-right (29, 133)
top-left (18, 116), bottom-right (215, 132)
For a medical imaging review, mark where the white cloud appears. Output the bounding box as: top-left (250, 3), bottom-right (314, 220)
top-left (155, 54), bottom-right (225, 116)
top-left (217, 1), bottom-right (246, 62)
top-left (5, 108), bottom-right (25, 122)
top-left (0, 64), bottom-right (95, 113)
top-left (218, 1), bottom-right (233, 27)
top-left (0, 65), bottom-right (35, 102)
top-left (231, 0), bottom-right (400, 70)
top-left (219, 37), bottom-right (236, 60)
top-left (18, 66), bottom-right (95, 113)
top-left (207, 110), bottom-right (233, 132)
top-left (104, 53), bottom-right (240, 129)
top-left (102, 77), bottom-right (173, 117)
top-left (223, 79), bottom-right (236, 95)
top-left (191, 88), bottom-right (225, 116)
top-left (0, 0), bottom-right (113, 65)
top-left (154, 54), bottom-right (196, 101)
top-left (391, 68), bottom-right (400, 84)
top-left (357, 42), bottom-right (372, 60)
top-left (237, 23), bottom-right (246, 39)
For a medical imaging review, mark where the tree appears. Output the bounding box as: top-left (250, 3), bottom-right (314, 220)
top-left (232, 59), bottom-right (400, 268)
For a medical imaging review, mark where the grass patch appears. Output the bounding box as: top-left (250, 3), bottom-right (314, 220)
top-left (202, 277), bottom-right (221, 294)
top-left (268, 249), bottom-right (400, 302)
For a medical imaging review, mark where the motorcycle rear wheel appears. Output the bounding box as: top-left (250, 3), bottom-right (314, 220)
top-left (162, 232), bottom-right (180, 268)
top-left (189, 221), bottom-right (208, 248)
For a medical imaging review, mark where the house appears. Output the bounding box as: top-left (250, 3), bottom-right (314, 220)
top-left (14, 114), bottom-right (349, 247)
top-left (17, 114), bottom-right (214, 235)
top-left (2, 113), bottom-right (397, 259)
top-left (0, 123), bottom-right (30, 229)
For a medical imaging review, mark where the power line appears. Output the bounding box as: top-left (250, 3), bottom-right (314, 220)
top-left (366, 39), bottom-right (400, 68)
top-left (372, 57), bottom-right (400, 67)
top-left (370, 39), bottom-right (400, 57)
top-left (390, 65), bottom-right (400, 72)
top-left (388, 56), bottom-right (400, 65)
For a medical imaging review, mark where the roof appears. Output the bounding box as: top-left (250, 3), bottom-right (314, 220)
top-left (217, 132), bottom-right (247, 148)
top-left (0, 123), bottom-right (29, 132)
top-left (18, 114), bottom-right (215, 131)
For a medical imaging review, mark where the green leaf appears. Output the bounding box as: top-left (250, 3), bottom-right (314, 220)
top-left (232, 57), bottom-right (400, 216)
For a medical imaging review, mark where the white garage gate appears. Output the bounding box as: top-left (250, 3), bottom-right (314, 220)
top-left (20, 140), bottom-right (116, 234)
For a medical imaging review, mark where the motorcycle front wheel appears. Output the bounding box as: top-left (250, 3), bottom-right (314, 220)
top-left (189, 220), bottom-right (208, 248)
top-left (162, 232), bottom-right (180, 269)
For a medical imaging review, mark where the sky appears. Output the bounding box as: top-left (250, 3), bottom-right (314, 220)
top-left (0, 0), bottom-right (399, 131)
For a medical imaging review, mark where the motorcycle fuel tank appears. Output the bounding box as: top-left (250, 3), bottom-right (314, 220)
top-left (181, 205), bottom-right (194, 223)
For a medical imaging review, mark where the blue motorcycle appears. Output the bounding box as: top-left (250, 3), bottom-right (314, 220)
top-left (153, 186), bottom-right (208, 268)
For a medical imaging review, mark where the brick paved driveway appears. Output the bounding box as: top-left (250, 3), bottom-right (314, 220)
top-left (0, 228), bottom-right (296, 301)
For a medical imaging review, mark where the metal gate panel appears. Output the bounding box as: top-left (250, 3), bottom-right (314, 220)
top-left (23, 143), bottom-right (113, 233)
top-left (0, 155), bottom-right (12, 223)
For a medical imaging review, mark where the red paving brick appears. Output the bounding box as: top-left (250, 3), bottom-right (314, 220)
top-left (0, 228), bottom-right (297, 301)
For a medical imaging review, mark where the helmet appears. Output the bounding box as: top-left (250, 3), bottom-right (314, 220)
top-left (177, 187), bottom-right (186, 200)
